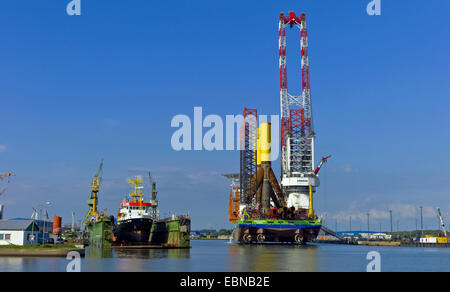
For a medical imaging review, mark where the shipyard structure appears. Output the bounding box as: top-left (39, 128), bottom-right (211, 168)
top-left (225, 11), bottom-right (330, 244)
top-left (82, 161), bottom-right (190, 249)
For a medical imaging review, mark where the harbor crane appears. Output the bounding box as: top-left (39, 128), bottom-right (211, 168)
top-left (278, 11), bottom-right (331, 219)
top-left (82, 159), bottom-right (103, 232)
top-left (148, 171), bottom-right (159, 219)
top-left (0, 172), bottom-right (15, 196)
top-left (437, 208), bottom-right (447, 237)
top-left (0, 173), bottom-right (15, 180)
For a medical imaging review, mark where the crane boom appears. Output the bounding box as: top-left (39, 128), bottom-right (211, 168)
top-left (98, 159), bottom-right (103, 186)
top-left (0, 173), bottom-right (15, 196)
top-left (314, 156), bottom-right (331, 175)
top-left (437, 208), bottom-right (447, 237)
top-left (0, 173), bottom-right (15, 180)
top-left (82, 159), bottom-right (104, 232)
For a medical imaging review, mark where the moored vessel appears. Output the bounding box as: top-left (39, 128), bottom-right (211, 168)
top-left (224, 12), bottom-right (330, 245)
top-left (113, 176), bottom-right (153, 245)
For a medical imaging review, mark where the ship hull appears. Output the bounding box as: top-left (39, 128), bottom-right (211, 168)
top-left (233, 219), bottom-right (321, 244)
top-left (113, 218), bottom-right (153, 245)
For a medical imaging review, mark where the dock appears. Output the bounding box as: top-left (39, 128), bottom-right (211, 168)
top-left (401, 242), bottom-right (450, 248)
top-left (0, 248), bottom-right (85, 257)
top-left (357, 241), bottom-right (401, 246)
top-left (111, 244), bottom-right (190, 249)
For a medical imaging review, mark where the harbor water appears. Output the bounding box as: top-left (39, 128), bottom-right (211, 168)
top-left (0, 240), bottom-right (449, 272)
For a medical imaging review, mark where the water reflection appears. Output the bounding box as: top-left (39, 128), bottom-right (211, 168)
top-left (0, 257), bottom-right (26, 272)
top-left (2, 241), bottom-right (449, 272)
top-left (88, 247), bottom-right (113, 258)
top-left (112, 248), bottom-right (190, 272)
top-left (84, 247), bottom-right (191, 272)
top-left (87, 247), bottom-right (190, 260)
top-left (114, 248), bottom-right (190, 259)
top-left (0, 256), bottom-right (68, 272)
top-left (227, 243), bottom-right (319, 272)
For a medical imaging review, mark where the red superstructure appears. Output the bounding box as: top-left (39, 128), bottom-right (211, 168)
top-left (120, 202), bottom-right (152, 208)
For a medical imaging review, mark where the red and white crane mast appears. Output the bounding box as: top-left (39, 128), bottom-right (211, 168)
top-left (278, 12), bottom-right (327, 217)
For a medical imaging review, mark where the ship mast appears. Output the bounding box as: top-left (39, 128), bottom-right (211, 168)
top-left (128, 176), bottom-right (145, 212)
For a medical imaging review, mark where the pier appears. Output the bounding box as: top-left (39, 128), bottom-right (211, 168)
top-left (0, 247), bottom-right (85, 257)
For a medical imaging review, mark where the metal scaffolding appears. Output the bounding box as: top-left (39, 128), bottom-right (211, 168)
top-left (240, 108), bottom-right (257, 205)
top-left (279, 12), bottom-right (314, 177)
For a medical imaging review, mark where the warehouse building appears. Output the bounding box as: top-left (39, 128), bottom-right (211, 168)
top-left (0, 220), bottom-right (39, 246)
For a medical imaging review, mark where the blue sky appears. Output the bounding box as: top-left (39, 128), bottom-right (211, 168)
top-left (0, 0), bottom-right (449, 231)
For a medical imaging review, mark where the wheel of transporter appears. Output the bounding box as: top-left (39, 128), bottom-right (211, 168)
top-left (294, 234), bottom-right (304, 243)
top-left (257, 234), bottom-right (266, 243)
top-left (243, 234), bottom-right (252, 244)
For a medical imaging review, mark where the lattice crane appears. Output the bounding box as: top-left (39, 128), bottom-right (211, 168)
top-left (82, 159), bottom-right (103, 232)
top-left (278, 11), bottom-right (330, 219)
top-left (148, 171), bottom-right (159, 219)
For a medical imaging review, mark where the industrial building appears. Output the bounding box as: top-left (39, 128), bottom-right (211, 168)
top-left (0, 220), bottom-right (39, 246)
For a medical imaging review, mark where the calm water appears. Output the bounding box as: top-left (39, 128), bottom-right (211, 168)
top-left (0, 240), bottom-right (449, 272)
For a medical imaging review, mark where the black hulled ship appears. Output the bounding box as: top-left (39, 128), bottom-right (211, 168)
top-left (113, 176), bottom-right (154, 245)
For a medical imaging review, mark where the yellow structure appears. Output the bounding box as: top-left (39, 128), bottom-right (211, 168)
top-left (128, 176), bottom-right (145, 211)
top-left (259, 123), bottom-right (271, 162)
top-left (308, 185), bottom-right (316, 219)
top-left (423, 235), bottom-right (448, 244)
top-left (90, 173), bottom-right (100, 219)
top-left (437, 237), bottom-right (448, 244)
top-left (82, 160), bottom-right (103, 232)
top-left (129, 177), bottom-right (144, 200)
top-left (255, 123), bottom-right (272, 165)
top-left (256, 128), bottom-right (261, 165)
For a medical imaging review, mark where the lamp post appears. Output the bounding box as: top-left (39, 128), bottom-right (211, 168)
top-left (38, 201), bottom-right (51, 244)
top-left (389, 210), bottom-right (393, 234)
top-left (30, 208), bottom-right (38, 245)
top-left (420, 206), bottom-right (424, 237)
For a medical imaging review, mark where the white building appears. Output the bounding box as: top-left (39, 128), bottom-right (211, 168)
top-left (420, 237), bottom-right (437, 244)
top-left (369, 233), bottom-right (392, 241)
top-left (0, 220), bottom-right (40, 246)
